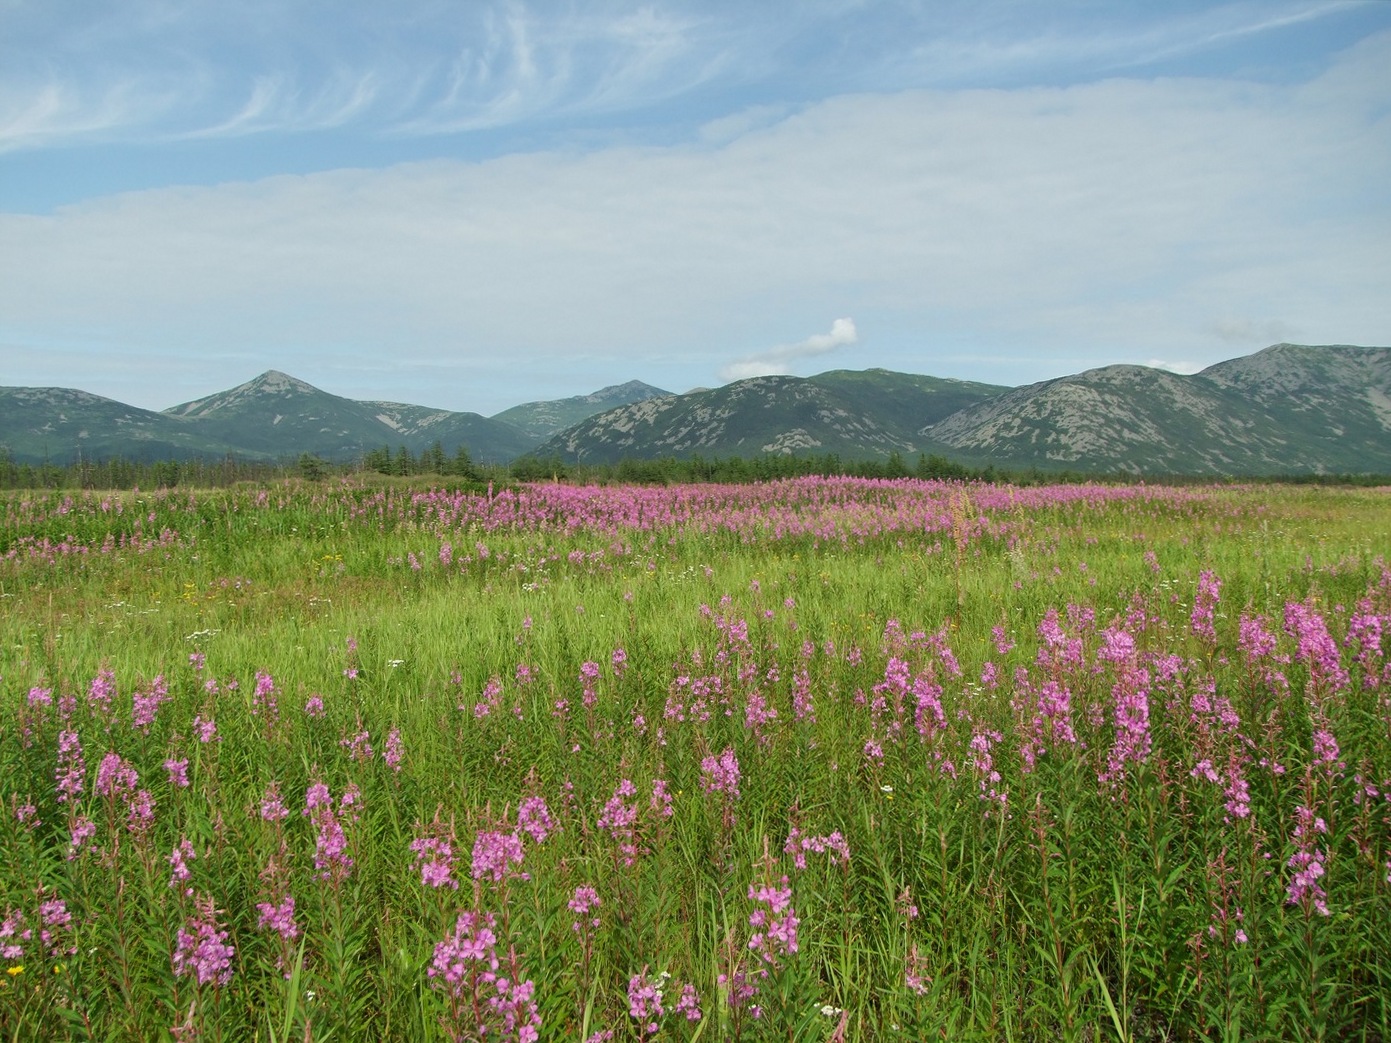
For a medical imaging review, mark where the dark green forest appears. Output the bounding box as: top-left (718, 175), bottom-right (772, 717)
top-left (2, 440), bottom-right (1386, 491)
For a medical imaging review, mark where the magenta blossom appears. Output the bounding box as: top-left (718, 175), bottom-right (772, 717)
top-left (471, 830), bottom-right (527, 883)
top-left (172, 896), bottom-right (235, 987)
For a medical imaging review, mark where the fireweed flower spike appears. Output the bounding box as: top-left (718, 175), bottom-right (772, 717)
top-left (382, 728), bottom-right (404, 772)
top-left (172, 895), bottom-right (235, 988)
top-left (568, 885), bottom-right (601, 931)
top-left (516, 795), bottom-right (554, 843)
top-left (471, 830), bottom-right (528, 883)
top-left (168, 837), bottom-right (196, 894)
top-left (747, 877), bottom-right (799, 967)
top-left (259, 782), bottom-right (289, 823)
top-left (1191, 570), bottom-right (1221, 643)
top-left (410, 827), bottom-right (460, 890)
top-left (164, 757), bottom-right (190, 789)
top-left (628, 967), bottom-right (669, 1037)
top-left (255, 895), bottom-right (299, 942)
top-left (54, 730), bottom-right (85, 803)
top-left (597, 780), bottom-right (641, 867)
top-left (428, 911), bottom-right (541, 1042)
top-left (303, 780), bottom-right (355, 883)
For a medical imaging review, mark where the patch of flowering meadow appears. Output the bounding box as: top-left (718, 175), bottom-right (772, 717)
top-left (1, 479), bottom-right (1390, 1038)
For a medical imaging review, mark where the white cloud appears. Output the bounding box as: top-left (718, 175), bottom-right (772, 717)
top-left (2, 1), bottom-right (1372, 152)
top-left (1145, 359), bottom-right (1206, 376)
top-left (720, 319), bottom-right (858, 382)
top-left (698, 104), bottom-right (791, 145)
top-left (1, 29), bottom-right (1388, 411)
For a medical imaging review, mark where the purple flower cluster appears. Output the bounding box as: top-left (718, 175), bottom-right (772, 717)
top-left (55, 730), bottom-right (85, 803)
top-left (1, 897), bottom-right (73, 963)
top-left (1286, 805), bottom-right (1330, 917)
top-left (700, 748), bottom-right (741, 798)
top-left (969, 729), bottom-right (1007, 810)
top-left (747, 878), bottom-right (798, 967)
top-left (168, 836), bottom-right (196, 893)
top-left (410, 830), bottom-right (459, 890)
top-left (627, 968), bottom-right (668, 1036)
top-left (1101, 651), bottom-right (1152, 788)
top-left (251, 670), bottom-right (280, 730)
top-left (429, 911), bottom-right (540, 1043)
top-left (130, 675), bottom-right (170, 734)
top-left (783, 827), bottom-right (851, 871)
top-left (597, 779), bottom-right (641, 867)
top-left (172, 896), bottom-right (235, 987)
top-left (255, 894), bottom-right (299, 942)
top-left (88, 668), bottom-right (117, 723)
top-left (340, 727), bottom-right (374, 762)
top-left (1284, 602), bottom-right (1351, 699)
top-left (382, 728), bottom-right (404, 772)
top-left (471, 830), bottom-right (527, 884)
top-left (568, 885), bottom-right (601, 932)
top-left (1191, 570), bottom-right (1221, 643)
top-left (516, 796), bottom-right (555, 843)
top-left (304, 781), bottom-right (357, 883)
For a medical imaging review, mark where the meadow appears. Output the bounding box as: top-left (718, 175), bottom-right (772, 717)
top-left (1, 476), bottom-right (1388, 1041)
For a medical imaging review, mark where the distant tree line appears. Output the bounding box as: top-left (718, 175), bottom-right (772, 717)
top-left (0, 449), bottom-right (287, 491)
top-left (359, 441), bottom-right (482, 480)
top-left (508, 450), bottom-right (984, 485)
top-left (3, 443), bottom-right (1388, 492)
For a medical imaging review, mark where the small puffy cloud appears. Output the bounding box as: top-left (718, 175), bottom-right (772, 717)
top-left (1145, 359), bottom-right (1205, 375)
top-left (720, 319), bottom-right (858, 382)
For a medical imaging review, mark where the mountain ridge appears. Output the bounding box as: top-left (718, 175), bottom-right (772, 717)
top-left (3, 344), bottom-right (1388, 475)
top-left (490, 380), bottom-right (674, 442)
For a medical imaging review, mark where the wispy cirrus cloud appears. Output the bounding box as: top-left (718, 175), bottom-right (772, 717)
top-left (1, 0), bottom-right (1376, 154)
top-left (0, 77), bottom-right (183, 151)
top-left (0, 1), bottom-right (745, 149)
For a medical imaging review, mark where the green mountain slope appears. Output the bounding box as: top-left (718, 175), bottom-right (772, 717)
top-left (923, 345), bottom-right (1391, 474)
top-left (491, 380), bottom-right (674, 442)
top-left (6, 345), bottom-right (1389, 475)
top-left (0, 387), bottom-right (255, 464)
top-left (163, 371), bottom-right (530, 463)
top-left (808, 369), bottom-right (1011, 431)
top-left (532, 372), bottom-right (980, 464)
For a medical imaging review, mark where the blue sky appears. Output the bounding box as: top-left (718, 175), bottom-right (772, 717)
top-left (2, 1), bottom-right (1389, 415)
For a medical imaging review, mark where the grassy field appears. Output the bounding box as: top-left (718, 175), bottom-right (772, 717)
top-left (1, 477), bottom-right (1388, 1041)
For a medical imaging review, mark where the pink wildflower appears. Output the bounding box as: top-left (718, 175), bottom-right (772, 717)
top-left (517, 795), bottom-right (554, 843)
top-left (172, 896), bottom-right (235, 987)
top-left (569, 885), bottom-right (601, 931)
top-left (700, 748), bottom-right (741, 798)
top-left (471, 830), bottom-right (527, 883)
top-left (382, 728), bottom-right (404, 772)
top-left (164, 757), bottom-right (190, 789)
top-left (168, 836), bottom-right (196, 891)
top-left (256, 895), bottom-right (299, 941)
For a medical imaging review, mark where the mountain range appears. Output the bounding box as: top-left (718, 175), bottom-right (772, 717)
top-left (2, 343), bottom-right (1388, 476)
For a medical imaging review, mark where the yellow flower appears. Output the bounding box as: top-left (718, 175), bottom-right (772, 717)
top-left (6, 965), bottom-right (22, 977)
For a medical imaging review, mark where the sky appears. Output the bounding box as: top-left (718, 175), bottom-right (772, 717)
top-left (2, 1), bottom-right (1390, 416)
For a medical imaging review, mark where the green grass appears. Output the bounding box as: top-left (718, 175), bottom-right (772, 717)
top-left (1, 478), bottom-right (1389, 1041)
